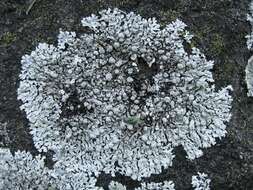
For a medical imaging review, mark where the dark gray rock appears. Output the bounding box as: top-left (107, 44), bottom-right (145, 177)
top-left (0, 0), bottom-right (252, 189)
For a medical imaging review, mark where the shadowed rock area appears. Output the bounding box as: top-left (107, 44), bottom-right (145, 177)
top-left (0, 0), bottom-right (252, 189)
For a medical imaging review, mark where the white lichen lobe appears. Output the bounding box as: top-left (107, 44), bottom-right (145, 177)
top-left (246, 56), bottom-right (253, 96)
top-left (192, 172), bottom-right (211, 190)
top-left (246, 2), bottom-right (253, 97)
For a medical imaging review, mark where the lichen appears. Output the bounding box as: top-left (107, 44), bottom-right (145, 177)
top-left (210, 33), bottom-right (225, 56)
top-left (0, 32), bottom-right (16, 45)
top-left (0, 8), bottom-right (233, 189)
top-left (192, 172), bottom-right (211, 190)
top-left (0, 149), bottom-right (51, 189)
top-left (246, 1), bottom-right (253, 50)
top-left (246, 56), bottom-right (253, 96)
top-left (246, 1), bottom-right (253, 97)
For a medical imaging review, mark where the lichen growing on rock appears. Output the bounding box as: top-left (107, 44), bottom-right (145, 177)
top-left (136, 181), bottom-right (175, 190)
top-left (0, 149), bottom-right (51, 190)
top-left (0, 8), bottom-right (233, 189)
top-left (192, 172), bottom-right (211, 190)
top-left (246, 1), bottom-right (253, 97)
top-left (246, 1), bottom-right (253, 50)
top-left (245, 56), bottom-right (253, 96)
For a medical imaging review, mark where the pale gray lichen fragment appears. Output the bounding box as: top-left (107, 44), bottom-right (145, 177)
top-left (246, 2), bottom-right (253, 50)
top-left (136, 181), bottom-right (175, 190)
top-left (246, 2), bottom-right (253, 97)
top-left (192, 172), bottom-right (211, 190)
top-left (246, 56), bottom-right (253, 96)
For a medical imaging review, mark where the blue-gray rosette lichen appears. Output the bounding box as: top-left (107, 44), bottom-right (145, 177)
top-left (0, 8), bottom-right (233, 189)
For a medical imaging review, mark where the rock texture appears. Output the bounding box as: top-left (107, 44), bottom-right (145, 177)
top-left (0, 0), bottom-right (252, 189)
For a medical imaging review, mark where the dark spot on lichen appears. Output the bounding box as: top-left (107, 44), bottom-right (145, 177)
top-left (61, 89), bottom-right (93, 118)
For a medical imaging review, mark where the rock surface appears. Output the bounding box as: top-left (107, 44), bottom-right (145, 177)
top-left (0, 0), bottom-right (252, 189)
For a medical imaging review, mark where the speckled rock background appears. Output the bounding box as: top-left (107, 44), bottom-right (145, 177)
top-left (0, 0), bottom-right (252, 189)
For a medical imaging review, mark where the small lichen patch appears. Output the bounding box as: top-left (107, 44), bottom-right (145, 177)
top-left (0, 32), bottom-right (16, 45)
top-left (210, 33), bottom-right (225, 56)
